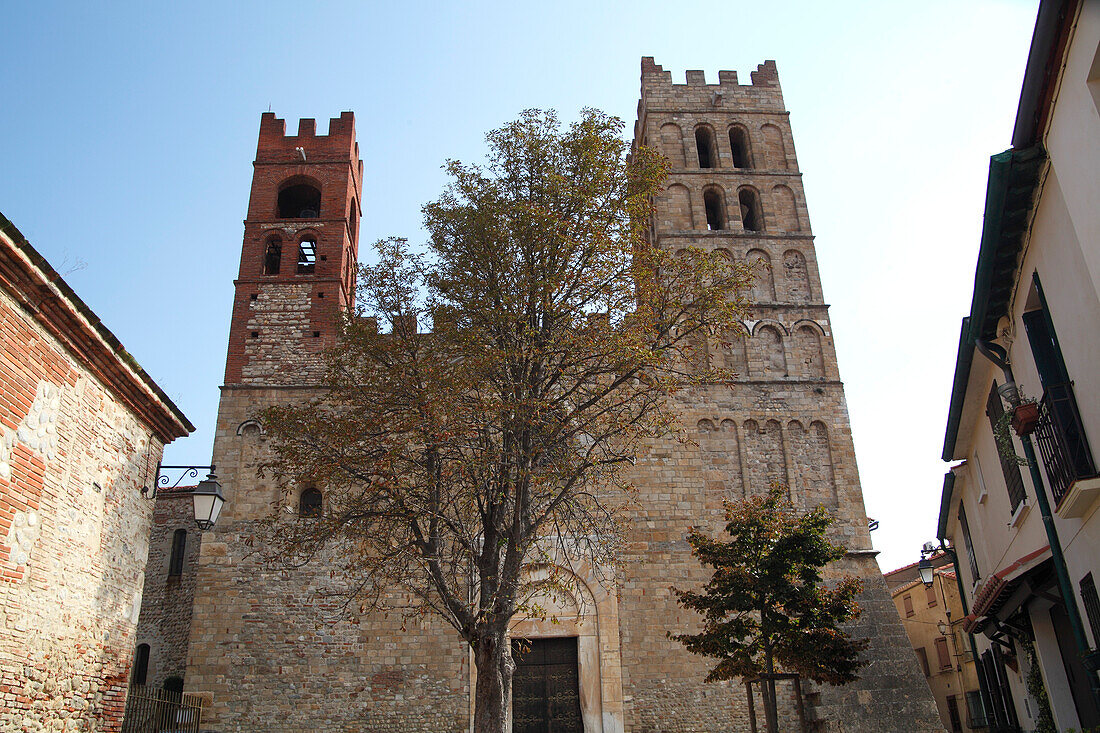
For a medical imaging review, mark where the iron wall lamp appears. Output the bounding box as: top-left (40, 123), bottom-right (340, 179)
top-left (143, 464), bottom-right (225, 531)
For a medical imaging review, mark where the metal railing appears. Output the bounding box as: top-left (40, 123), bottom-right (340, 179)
top-left (122, 685), bottom-right (203, 733)
top-left (1033, 382), bottom-right (1096, 508)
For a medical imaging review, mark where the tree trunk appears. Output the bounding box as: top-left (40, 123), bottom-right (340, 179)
top-left (473, 632), bottom-right (515, 733)
top-left (762, 618), bottom-right (778, 733)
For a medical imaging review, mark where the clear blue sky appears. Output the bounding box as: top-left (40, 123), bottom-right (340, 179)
top-left (1, 0), bottom-right (1038, 569)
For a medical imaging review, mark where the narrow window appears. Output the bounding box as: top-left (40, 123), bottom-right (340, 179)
top-left (703, 188), bottom-right (725, 230)
top-left (729, 126), bottom-right (752, 168)
top-left (986, 382), bottom-right (1026, 512)
top-left (926, 584), bottom-right (937, 607)
top-left (299, 487), bottom-right (322, 517)
top-left (935, 636), bottom-right (952, 670)
top-left (903, 593), bottom-right (914, 618)
top-left (168, 529), bottom-right (186, 577)
top-left (965, 690), bottom-right (988, 728)
top-left (959, 503), bottom-right (980, 581)
top-left (946, 695), bottom-right (963, 733)
top-left (915, 647), bottom-right (931, 677)
top-left (263, 238), bottom-right (282, 275)
top-left (739, 188), bottom-right (762, 231)
top-left (297, 239), bottom-right (317, 275)
top-left (278, 183), bottom-right (321, 218)
top-left (1081, 573), bottom-right (1100, 645)
top-left (695, 126), bottom-right (717, 168)
top-left (132, 644), bottom-right (150, 686)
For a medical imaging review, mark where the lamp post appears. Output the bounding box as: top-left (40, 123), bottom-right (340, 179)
top-left (143, 464), bottom-right (225, 531)
top-left (919, 542), bottom-right (992, 728)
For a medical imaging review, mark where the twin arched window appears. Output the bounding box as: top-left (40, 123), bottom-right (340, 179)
top-left (261, 235), bottom-right (318, 275)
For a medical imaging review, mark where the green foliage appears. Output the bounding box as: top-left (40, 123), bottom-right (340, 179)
top-left (1023, 639), bottom-right (1057, 733)
top-left (670, 487), bottom-right (868, 686)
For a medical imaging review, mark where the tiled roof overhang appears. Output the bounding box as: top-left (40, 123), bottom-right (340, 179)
top-left (962, 545), bottom-right (1052, 632)
top-left (940, 145), bottom-right (1045, 465)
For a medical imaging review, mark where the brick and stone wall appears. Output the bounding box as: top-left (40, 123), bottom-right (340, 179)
top-left (133, 489), bottom-right (203, 690)
top-left (0, 216), bottom-right (190, 732)
top-left (0, 290), bottom-right (161, 730)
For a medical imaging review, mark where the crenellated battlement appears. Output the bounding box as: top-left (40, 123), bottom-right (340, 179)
top-left (256, 111), bottom-right (360, 165)
top-left (636, 57), bottom-right (786, 133)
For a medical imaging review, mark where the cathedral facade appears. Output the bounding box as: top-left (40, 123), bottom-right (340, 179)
top-left (142, 59), bottom-right (941, 731)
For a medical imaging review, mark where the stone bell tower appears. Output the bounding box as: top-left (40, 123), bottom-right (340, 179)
top-left (617, 58), bottom-right (943, 731)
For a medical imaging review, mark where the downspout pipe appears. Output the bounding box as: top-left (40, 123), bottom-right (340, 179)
top-left (974, 339), bottom-right (1100, 709)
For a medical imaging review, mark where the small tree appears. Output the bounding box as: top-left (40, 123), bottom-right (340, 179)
top-left (670, 487), bottom-right (868, 733)
top-left (258, 109), bottom-right (752, 733)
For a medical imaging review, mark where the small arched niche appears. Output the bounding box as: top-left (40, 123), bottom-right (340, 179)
top-left (277, 179), bottom-right (321, 219)
top-left (660, 123), bottom-right (686, 167)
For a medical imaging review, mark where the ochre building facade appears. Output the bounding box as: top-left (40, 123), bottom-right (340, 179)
top-left (154, 61), bottom-right (941, 731)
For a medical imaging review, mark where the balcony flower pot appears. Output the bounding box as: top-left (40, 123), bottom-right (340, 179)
top-left (1011, 401), bottom-right (1040, 437)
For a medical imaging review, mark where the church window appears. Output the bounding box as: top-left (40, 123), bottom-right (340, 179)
top-left (729, 125), bottom-right (752, 168)
top-left (300, 487), bottom-right (322, 517)
top-left (703, 188), bottom-right (726, 230)
top-left (739, 188), bottom-right (763, 231)
top-left (297, 239), bottom-right (317, 274)
top-left (132, 644), bottom-right (150, 686)
top-left (695, 126), bottom-right (717, 168)
top-left (277, 182), bottom-right (321, 218)
top-left (263, 237), bottom-right (282, 275)
top-left (168, 529), bottom-right (186, 577)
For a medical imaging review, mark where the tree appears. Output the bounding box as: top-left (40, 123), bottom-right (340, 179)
top-left (257, 109), bottom-right (752, 733)
top-left (670, 487), bottom-right (868, 733)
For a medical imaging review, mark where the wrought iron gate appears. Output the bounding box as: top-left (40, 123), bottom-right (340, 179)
top-left (511, 637), bottom-right (583, 733)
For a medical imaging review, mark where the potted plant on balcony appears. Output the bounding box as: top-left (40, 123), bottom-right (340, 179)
top-left (993, 390), bottom-right (1034, 467)
top-left (1011, 398), bottom-right (1041, 437)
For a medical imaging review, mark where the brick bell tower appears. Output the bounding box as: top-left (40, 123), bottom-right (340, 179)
top-left (224, 111), bottom-right (362, 386)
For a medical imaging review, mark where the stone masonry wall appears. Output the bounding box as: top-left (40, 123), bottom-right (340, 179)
top-left (185, 387), bottom-right (469, 732)
top-left (617, 59), bottom-right (944, 732)
top-left (0, 285), bottom-right (164, 732)
top-left (134, 489), bottom-right (202, 690)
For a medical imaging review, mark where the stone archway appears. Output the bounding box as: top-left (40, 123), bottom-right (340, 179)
top-left (470, 561), bottom-right (624, 733)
